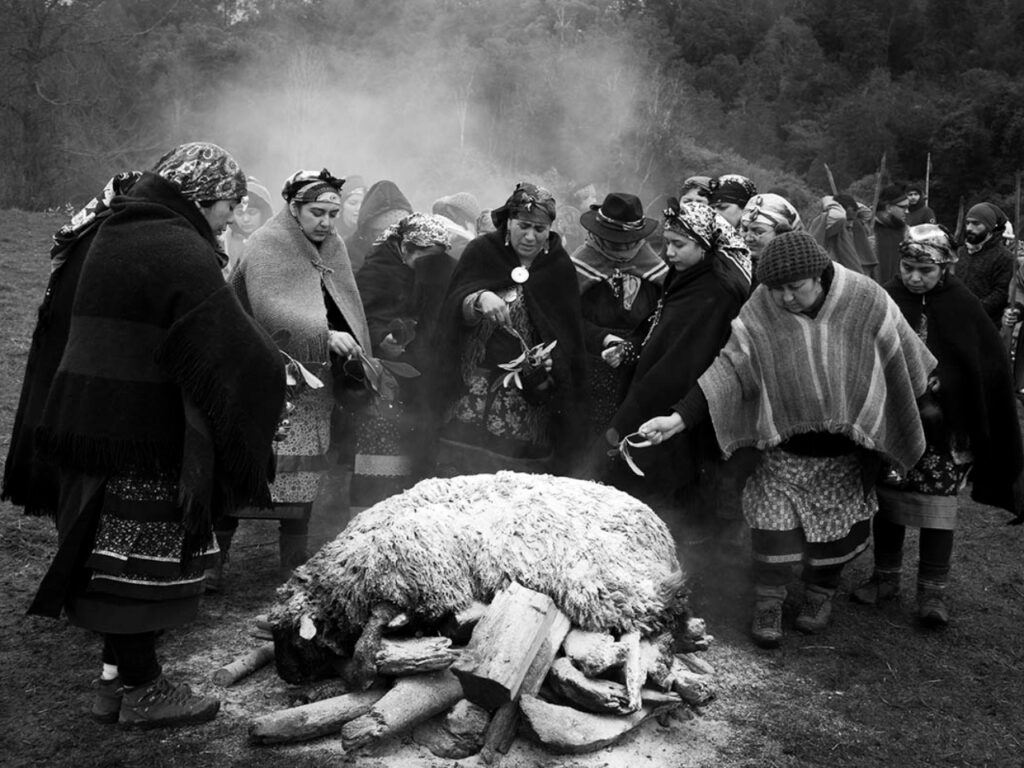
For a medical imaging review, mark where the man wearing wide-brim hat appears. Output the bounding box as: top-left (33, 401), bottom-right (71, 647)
top-left (571, 192), bottom-right (668, 439)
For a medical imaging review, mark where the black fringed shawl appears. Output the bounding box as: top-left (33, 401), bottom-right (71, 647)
top-left (886, 274), bottom-right (1023, 513)
top-left (433, 229), bottom-right (588, 471)
top-left (35, 172), bottom-right (286, 549)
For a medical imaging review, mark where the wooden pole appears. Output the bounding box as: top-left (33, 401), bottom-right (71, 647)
top-left (871, 152), bottom-right (888, 214)
top-left (823, 163), bottom-right (838, 196)
top-left (924, 152), bottom-right (931, 204)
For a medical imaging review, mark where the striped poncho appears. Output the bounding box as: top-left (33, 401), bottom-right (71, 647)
top-left (698, 264), bottom-right (936, 471)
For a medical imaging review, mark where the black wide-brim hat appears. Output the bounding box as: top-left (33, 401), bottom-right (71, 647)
top-left (580, 192), bottom-right (659, 243)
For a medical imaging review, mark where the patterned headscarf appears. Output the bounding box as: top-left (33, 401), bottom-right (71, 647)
top-left (281, 168), bottom-right (345, 205)
top-left (663, 198), bottom-right (752, 283)
top-left (899, 224), bottom-right (958, 266)
top-left (376, 212), bottom-right (452, 250)
top-left (151, 142), bottom-right (246, 202)
top-left (740, 193), bottom-right (803, 232)
top-left (709, 174), bottom-right (757, 208)
top-left (52, 171), bottom-right (142, 255)
top-left (490, 182), bottom-right (557, 229)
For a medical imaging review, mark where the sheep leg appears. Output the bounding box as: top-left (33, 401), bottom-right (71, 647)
top-left (351, 602), bottom-right (401, 690)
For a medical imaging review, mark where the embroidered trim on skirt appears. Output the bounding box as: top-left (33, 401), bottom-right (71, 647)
top-left (350, 401), bottom-right (416, 509)
top-left (272, 381), bottom-right (333, 504)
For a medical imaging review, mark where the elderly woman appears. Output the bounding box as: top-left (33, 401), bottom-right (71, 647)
top-left (230, 169), bottom-right (371, 572)
top-left (601, 200), bottom-right (750, 537)
top-left (739, 192), bottom-right (802, 286)
top-left (433, 182), bottom-right (587, 475)
top-left (351, 213), bottom-right (456, 509)
top-left (852, 225), bottom-right (1022, 627)
top-left (709, 174), bottom-right (757, 230)
top-left (25, 143), bottom-right (284, 726)
top-left (571, 192), bottom-right (666, 437)
top-left (639, 231), bottom-right (936, 648)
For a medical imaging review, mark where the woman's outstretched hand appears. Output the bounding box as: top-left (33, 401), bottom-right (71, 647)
top-left (638, 412), bottom-right (686, 444)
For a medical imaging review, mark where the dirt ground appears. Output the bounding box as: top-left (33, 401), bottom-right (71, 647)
top-left (2, 209), bottom-right (1024, 768)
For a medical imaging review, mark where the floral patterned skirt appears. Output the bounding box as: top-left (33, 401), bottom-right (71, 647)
top-left (271, 381), bottom-right (334, 505)
top-left (876, 443), bottom-right (970, 530)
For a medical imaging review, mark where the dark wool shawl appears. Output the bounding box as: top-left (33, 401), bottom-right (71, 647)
top-left (232, 207), bottom-right (371, 363)
top-left (610, 259), bottom-right (745, 484)
top-left (954, 237), bottom-right (1016, 326)
top-left (886, 274), bottom-right (1023, 513)
top-left (356, 238), bottom-right (455, 367)
top-left (433, 229), bottom-right (587, 470)
top-left (3, 217), bottom-right (109, 516)
top-left (873, 214), bottom-right (907, 286)
top-left (36, 173), bottom-right (286, 540)
top-left (699, 265), bottom-right (936, 471)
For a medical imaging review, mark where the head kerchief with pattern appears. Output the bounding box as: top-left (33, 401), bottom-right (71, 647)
top-left (490, 182), bottom-right (557, 229)
top-left (151, 142), bottom-right (246, 202)
top-left (53, 171), bottom-right (142, 255)
top-left (708, 174), bottom-right (757, 208)
top-left (663, 198), bottom-right (753, 287)
top-left (281, 168), bottom-right (345, 205)
top-left (376, 212), bottom-right (452, 251)
top-left (899, 224), bottom-right (958, 266)
top-left (741, 193), bottom-right (803, 232)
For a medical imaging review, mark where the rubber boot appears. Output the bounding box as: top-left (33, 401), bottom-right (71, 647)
top-left (203, 529), bottom-right (234, 594)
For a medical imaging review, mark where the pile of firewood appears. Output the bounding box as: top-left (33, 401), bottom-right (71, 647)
top-left (248, 580), bottom-right (715, 758)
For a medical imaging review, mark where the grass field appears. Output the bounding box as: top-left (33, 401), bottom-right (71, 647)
top-left (1, 208), bottom-right (1022, 768)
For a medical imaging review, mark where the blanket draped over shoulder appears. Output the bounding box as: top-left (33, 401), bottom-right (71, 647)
top-left (35, 172), bottom-right (286, 541)
top-left (699, 264), bottom-right (936, 471)
top-left (232, 207), bottom-right (370, 364)
top-left (886, 274), bottom-right (1023, 512)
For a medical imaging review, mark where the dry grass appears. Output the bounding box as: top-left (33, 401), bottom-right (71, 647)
top-left (1, 209), bottom-right (1022, 768)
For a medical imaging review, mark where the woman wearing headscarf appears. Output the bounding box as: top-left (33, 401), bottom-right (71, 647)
top-left (25, 142), bottom-right (285, 727)
top-left (230, 168), bottom-right (371, 572)
top-left (601, 200), bottom-right (750, 536)
top-left (709, 174), bottom-right (757, 230)
top-left (432, 182), bottom-right (587, 475)
top-left (222, 176), bottom-right (273, 275)
top-left (344, 179), bottom-right (413, 273)
top-left (678, 175), bottom-right (713, 205)
top-left (571, 192), bottom-right (666, 439)
top-left (638, 231), bottom-right (936, 648)
top-left (739, 192), bottom-right (802, 287)
top-left (351, 212), bottom-right (456, 509)
top-left (853, 225), bottom-right (1022, 627)
top-left (337, 174), bottom-right (366, 241)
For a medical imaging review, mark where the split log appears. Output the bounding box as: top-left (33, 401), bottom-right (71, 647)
top-left (249, 685), bottom-right (388, 744)
top-left (546, 657), bottom-right (630, 714)
top-left (518, 693), bottom-right (681, 755)
top-left (375, 637), bottom-right (458, 675)
top-left (677, 651), bottom-right (716, 677)
top-left (620, 631), bottom-right (644, 713)
top-left (413, 698), bottom-right (491, 759)
top-left (451, 582), bottom-right (568, 710)
top-left (561, 629), bottom-right (627, 677)
top-left (212, 643), bottom-right (275, 687)
top-left (480, 607), bottom-right (571, 764)
top-left (668, 658), bottom-right (716, 706)
top-left (340, 669), bottom-right (463, 751)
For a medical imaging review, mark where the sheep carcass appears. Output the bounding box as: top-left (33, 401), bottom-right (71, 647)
top-left (270, 471), bottom-right (689, 684)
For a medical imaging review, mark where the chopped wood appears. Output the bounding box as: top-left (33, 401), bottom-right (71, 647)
top-left (561, 629), bottom-right (626, 677)
top-left (340, 669), bottom-right (464, 752)
top-left (620, 631), bottom-right (644, 713)
top-left (249, 685), bottom-right (388, 744)
top-left (677, 651), bottom-right (716, 677)
top-left (518, 693), bottom-right (681, 754)
top-left (212, 643), bottom-right (275, 687)
top-left (413, 698), bottom-right (491, 759)
top-left (480, 607), bottom-right (571, 764)
top-left (546, 657), bottom-right (630, 714)
top-left (375, 637), bottom-right (458, 675)
top-left (451, 582), bottom-right (568, 710)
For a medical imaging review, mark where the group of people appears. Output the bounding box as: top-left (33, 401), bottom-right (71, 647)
top-left (4, 142), bottom-right (1023, 728)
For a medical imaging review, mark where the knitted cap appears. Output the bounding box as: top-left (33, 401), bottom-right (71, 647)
top-left (966, 202), bottom-right (1008, 232)
top-left (756, 231), bottom-right (830, 287)
top-left (432, 192), bottom-right (481, 225)
top-left (878, 183), bottom-right (908, 208)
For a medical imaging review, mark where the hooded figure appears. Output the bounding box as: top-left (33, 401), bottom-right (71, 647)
top-left (345, 180), bottom-right (413, 273)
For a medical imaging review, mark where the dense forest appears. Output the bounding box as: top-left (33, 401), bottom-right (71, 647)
top-left (2, 0), bottom-right (1024, 225)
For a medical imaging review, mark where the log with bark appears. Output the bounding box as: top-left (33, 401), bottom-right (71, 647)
top-left (212, 643), bottom-right (275, 687)
top-left (374, 637), bottom-right (458, 675)
top-left (249, 685), bottom-right (388, 744)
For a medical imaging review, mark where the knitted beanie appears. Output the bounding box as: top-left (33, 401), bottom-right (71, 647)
top-left (756, 231), bottom-right (830, 287)
top-left (432, 192), bottom-right (481, 226)
top-left (966, 202), bottom-right (1008, 232)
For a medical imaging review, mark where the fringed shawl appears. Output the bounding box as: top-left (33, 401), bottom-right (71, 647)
top-left (231, 207), bottom-right (370, 364)
top-left (35, 173), bottom-right (286, 549)
top-left (699, 264), bottom-right (936, 471)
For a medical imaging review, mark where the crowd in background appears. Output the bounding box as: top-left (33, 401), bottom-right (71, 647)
top-left (4, 141), bottom-right (1024, 728)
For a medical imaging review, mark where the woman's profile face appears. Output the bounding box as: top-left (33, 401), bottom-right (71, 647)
top-left (202, 198), bottom-right (239, 236)
top-left (714, 201), bottom-right (744, 228)
top-left (342, 191), bottom-right (364, 229)
top-left (291, 200), bottom-right (341, 243)
top-left (663, 230), bottom-right (704, 271)
top-left (508, 218), bottom-right (549, 261)
top-left (769, 277), bottom-right (823, 314)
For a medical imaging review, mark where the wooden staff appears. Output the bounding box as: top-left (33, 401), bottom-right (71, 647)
top-left (823, 163), bottom-right (838, 196)
top-left (953, 195), bottom-right (967, 246)
top-left (871, 152), bottom-right (888, 214)
top-left (924, 152), bottom-right (931, 204)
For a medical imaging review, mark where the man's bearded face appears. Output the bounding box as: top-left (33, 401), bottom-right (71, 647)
top-left (964, 219), bottom-right (989, 245)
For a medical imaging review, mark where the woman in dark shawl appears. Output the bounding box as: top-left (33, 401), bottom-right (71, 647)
top-left (602, 199), bottom-right (750, 535)
top-left (852, 224), bottom-right (1023, 627)
top-left (432, 182), bottom-right (587, 475)
top-left (351, 212), bottom-right (455, 508)
top-left (25, 142), bottom-right (285, 727)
